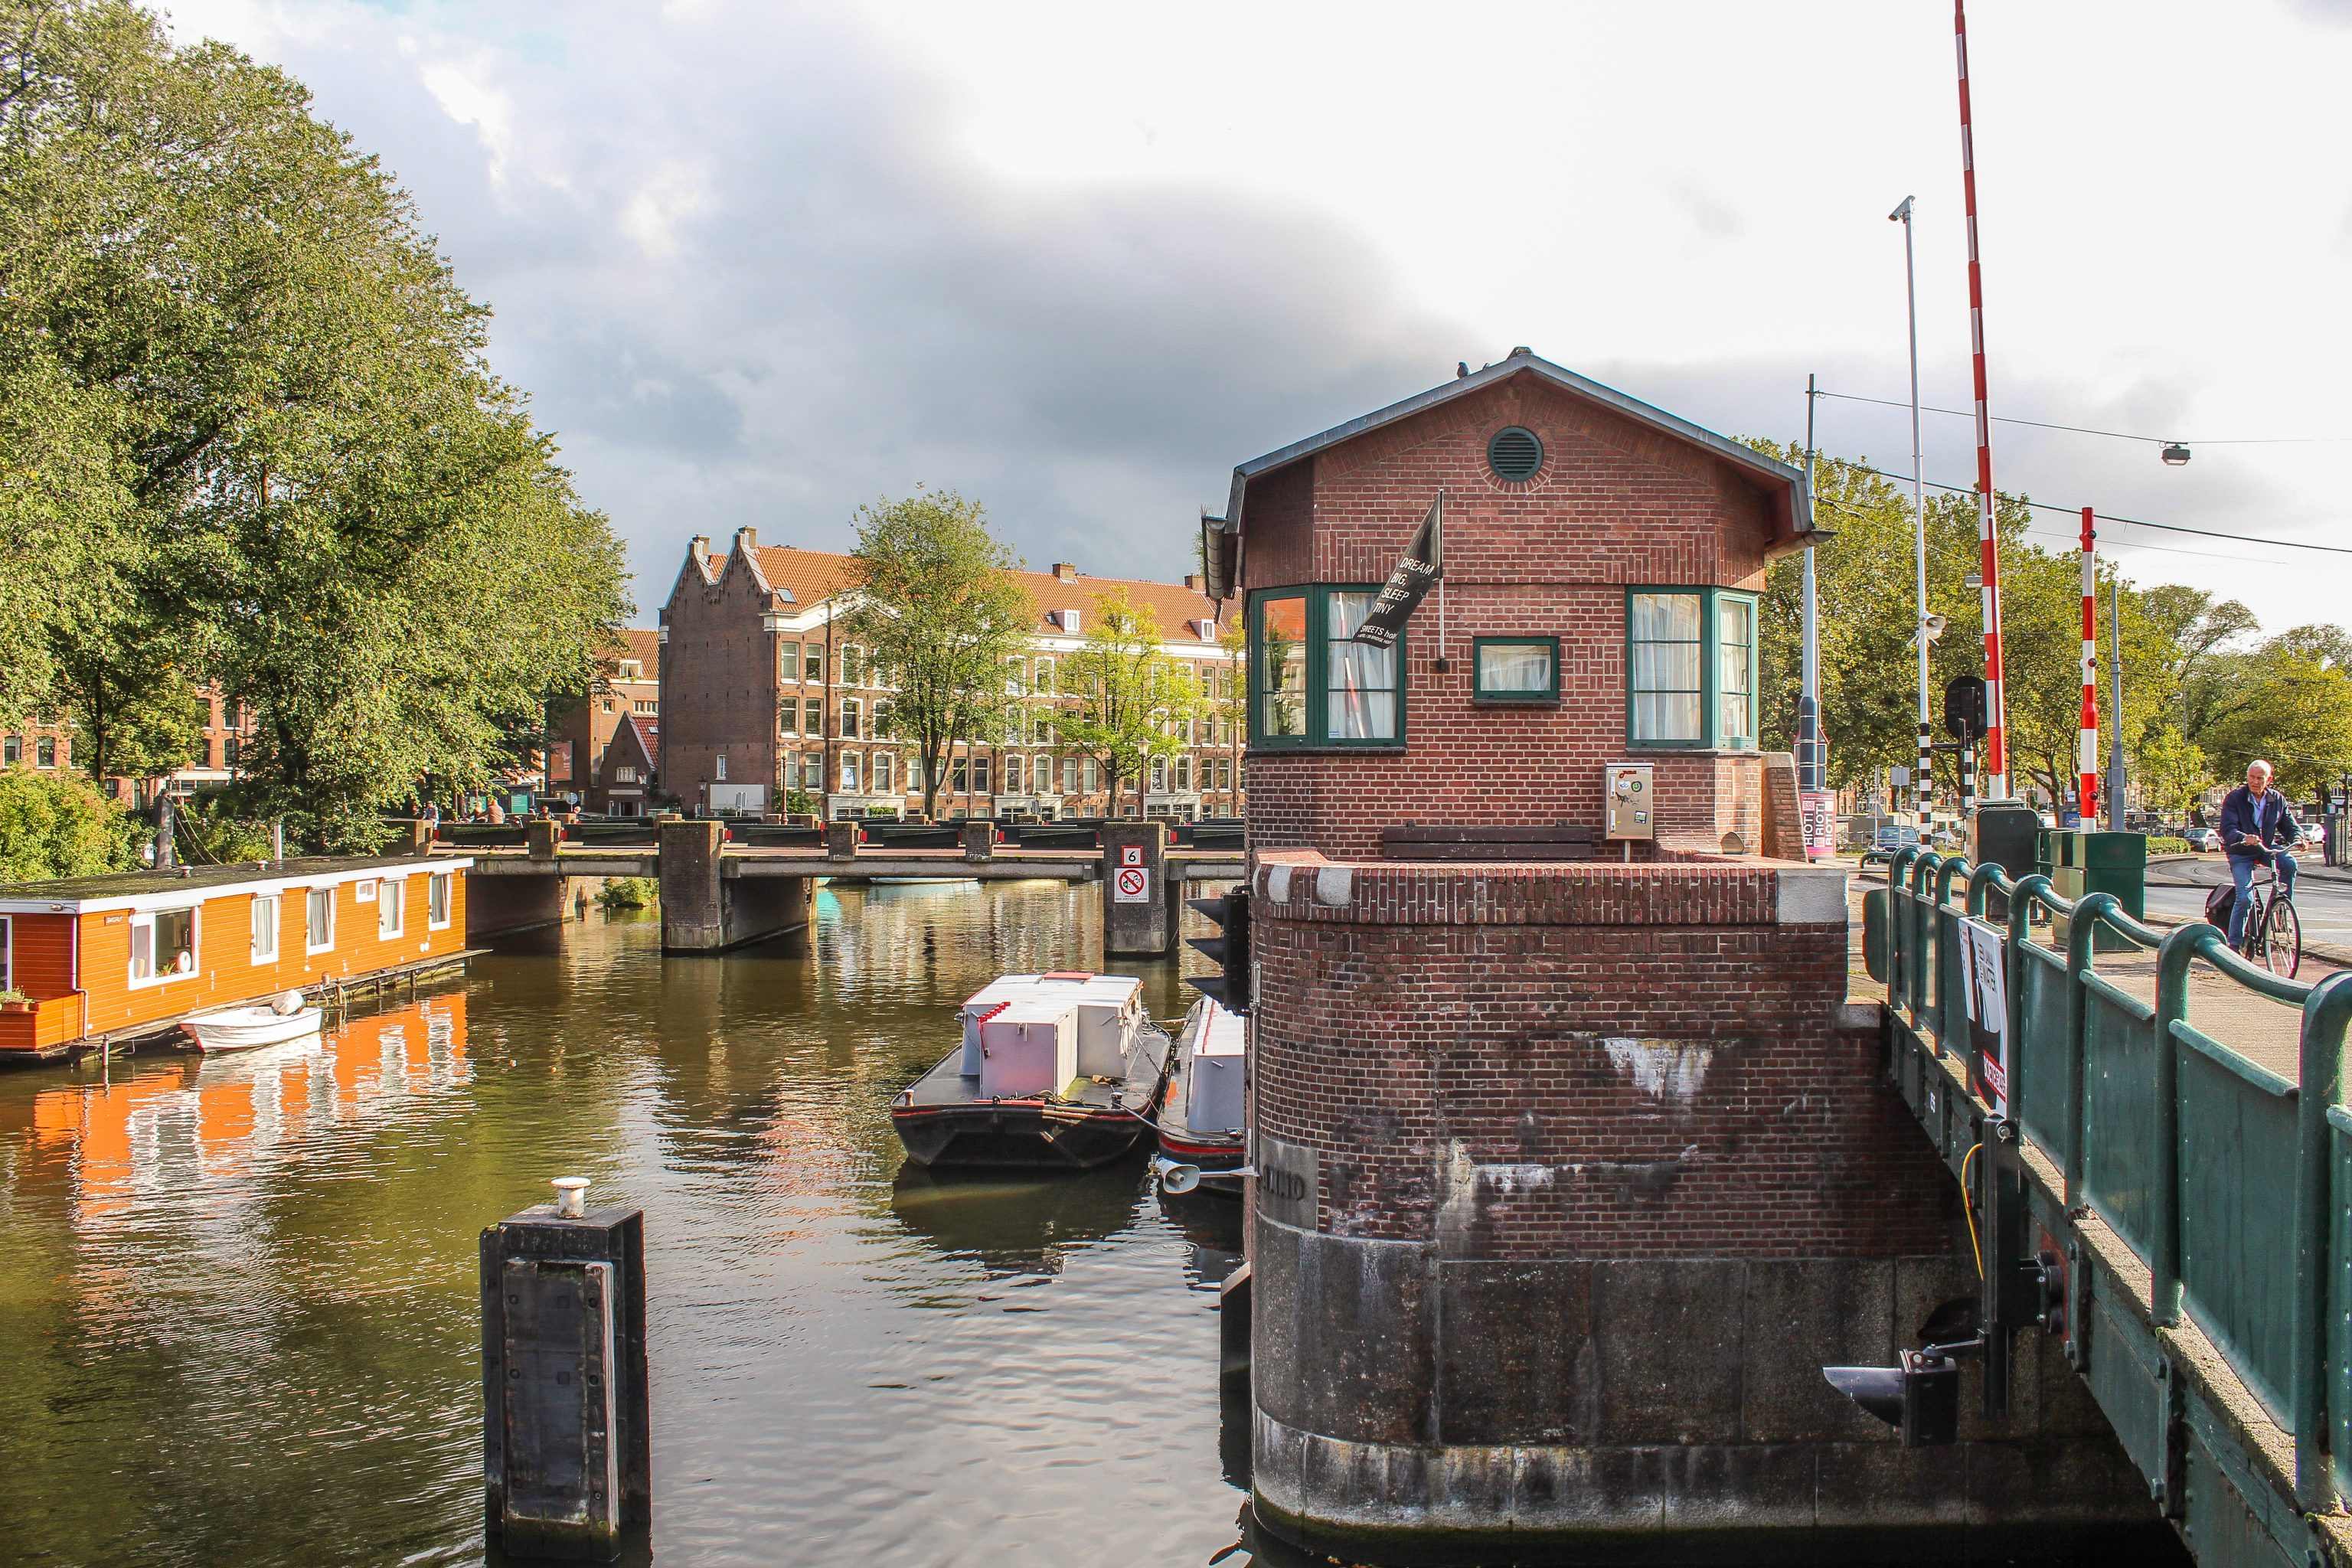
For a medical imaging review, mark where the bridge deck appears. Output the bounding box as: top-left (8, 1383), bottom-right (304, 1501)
top-left (456, 848), bottom-right (1244, 883)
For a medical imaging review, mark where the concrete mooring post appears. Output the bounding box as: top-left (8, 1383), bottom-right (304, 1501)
top-left (1101, 822), bottom-right (1171, 956)
top-left (481, 1180), bottom-right (650, 1562)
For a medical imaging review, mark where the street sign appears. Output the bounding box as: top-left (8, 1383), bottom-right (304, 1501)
top-left (1119, 844), bottom-right (1144, 868)
top-left (1114, 866), bottom-right (1149, 902)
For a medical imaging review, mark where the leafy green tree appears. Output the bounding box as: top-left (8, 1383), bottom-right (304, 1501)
top-left (836, 489), bottom-right (1031, 822)
top-left (0, 0), bottom-right (629, 850)
top-left (2133, 724), bottom-right (2211, 822)
top-left (0, 766), bottom-right (137, 880)
top-left (1060, 588), bottom-right (1203, 816)
top-left (49, 606), bottom-right (204, 786)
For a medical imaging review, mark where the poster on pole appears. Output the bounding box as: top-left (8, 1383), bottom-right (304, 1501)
top-left (1958, 916), bottom-right (2009, 1116)
top-left (1799, 790), bottom-right (1837, 861)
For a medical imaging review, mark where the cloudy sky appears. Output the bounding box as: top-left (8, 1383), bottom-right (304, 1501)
top-left (166, 1), bottom-right (2352, 632)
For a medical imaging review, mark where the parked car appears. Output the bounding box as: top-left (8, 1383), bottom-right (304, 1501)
top-left (2187, 828), bottom-right (2223, 852)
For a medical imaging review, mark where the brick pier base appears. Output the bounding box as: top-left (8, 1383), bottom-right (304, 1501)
top-left (1246, 850), bottom-right (2163, 1563)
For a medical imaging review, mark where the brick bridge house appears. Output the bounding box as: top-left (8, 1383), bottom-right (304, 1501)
top-left (1220, 350), bottom-right (2154, 1560)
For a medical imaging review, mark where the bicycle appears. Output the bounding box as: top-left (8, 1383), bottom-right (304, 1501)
top-left (2236, 861), bottom-right (2302, 978)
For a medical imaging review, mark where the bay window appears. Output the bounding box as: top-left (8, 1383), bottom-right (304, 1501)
top-left (1250, 586), bottom-right (1402, 748)
top-left (1626, 587), bottom-right (1759, 750)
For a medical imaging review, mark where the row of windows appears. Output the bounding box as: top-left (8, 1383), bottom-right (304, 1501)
top-left (2, 736), bottom-right (60, 767)
top-left (599, 697), bottom-right (659, 715)
top-left (1248, 586), bottom-right (1759, 751)
top-left (125, 874), bottom-right (456, 989)
top-left (768, 750), bottom-right (1240, 797)
top-left (773, 642), bottom-right (1240, 699)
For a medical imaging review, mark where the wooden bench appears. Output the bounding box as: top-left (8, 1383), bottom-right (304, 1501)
top-left (1380, 823), bottom-right (1600, 862)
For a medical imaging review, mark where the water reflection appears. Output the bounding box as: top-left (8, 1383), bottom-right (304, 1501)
top-left (0, 881), bottom-right (1250, 1568)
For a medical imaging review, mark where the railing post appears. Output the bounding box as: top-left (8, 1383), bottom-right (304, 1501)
top-left (1912, 851), bottom-right (1943, 1031)
top-left (2293, 971), bottom-right (2352, 1512)
top-left (1889, 847), bottom-right (1921, 1019)
top-left (2007, 874), bottom-right (2053, 1163)
top-left (2065, 891), bottom-right (2117, 1210)
top-left (2152, 924), bottom-right (2210, 1328)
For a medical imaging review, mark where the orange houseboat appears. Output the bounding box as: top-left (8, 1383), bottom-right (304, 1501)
top-left (0, 855), bottom-right (474, 1060)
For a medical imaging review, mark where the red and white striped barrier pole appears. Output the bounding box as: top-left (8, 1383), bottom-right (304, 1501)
top-left (2077, 507), bottom-right (2099, 825)
top-left (1955, 0), bottom-right (2007, 800)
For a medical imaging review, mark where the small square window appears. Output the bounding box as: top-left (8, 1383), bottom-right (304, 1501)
top-left (1473, 637), bottom-right (1560, 704)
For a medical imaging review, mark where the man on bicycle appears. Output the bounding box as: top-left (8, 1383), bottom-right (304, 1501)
top-left (2220, 758), bottom-right (2301, 951)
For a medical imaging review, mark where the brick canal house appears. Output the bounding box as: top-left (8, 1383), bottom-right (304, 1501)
top-left (655, 531), bottom-right (1245, 820)
top-left (3, 685), bottom-right (254, 805)
top-left (1223, 351), bottom-right (2150, 1560)
top-left (549, 629), bottom-right (662, 815)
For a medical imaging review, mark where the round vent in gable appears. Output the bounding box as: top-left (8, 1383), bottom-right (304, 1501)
top-left (1487, 426), bottom-right (1544, 482)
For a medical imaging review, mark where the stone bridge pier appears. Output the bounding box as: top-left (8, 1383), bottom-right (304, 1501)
top-left (656, 820), bottom-right (812, 955)
top-left (1245, 850), bottom-right (2164, 1565)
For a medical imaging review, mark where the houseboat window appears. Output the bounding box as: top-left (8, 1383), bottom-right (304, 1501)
top-left (1627, 588), bottom-right (1759, 750)
top-left (306, 887), bottom-right (335, 952)
top-left (1474, 637), bottom-right (1560, 704)
top-left (381, 879), bottom-right (406, 938)
top-left (1254, 594), bottom-right (1309, 740)
top-left (1629, 592), bottom-right (1705, 744)
top-left (428, 873), bottom-right (452, 930)
top-left (1, 913), bottom-right (11, 990)
top-left (779, 642), bottom-right (800, 683)
top-left (252, 895), bottom-right (279, 963)
top-left (130, 906), bottom-right (198, 983)
top-left (1718, 596), bottom-right (1757, 748)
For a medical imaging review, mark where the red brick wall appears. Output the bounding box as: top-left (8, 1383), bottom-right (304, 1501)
top-left (1241, 372), bottom-right (1788, 861)
top-left (661, 556), bottom-right (780, 810)
top-left (1248, 853), bottom-right (1951, 1259)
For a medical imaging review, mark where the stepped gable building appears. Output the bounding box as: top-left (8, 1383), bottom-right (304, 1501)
top-left (550, 629), bottom-right (662, 815)
top-left (1222, 351), bottom-right (2143, 1560)
top-left (655, 531), bottom-right (1243, 820)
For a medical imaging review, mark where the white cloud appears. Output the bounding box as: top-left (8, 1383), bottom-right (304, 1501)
top-left (161, 0), bottom-right (2352, 639)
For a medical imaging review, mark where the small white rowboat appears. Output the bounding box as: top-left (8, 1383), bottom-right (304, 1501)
top-left (181, 1002), bottom-right (323, 1054)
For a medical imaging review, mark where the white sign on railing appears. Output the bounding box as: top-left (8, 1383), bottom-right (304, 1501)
top-left (1959, 916), bottom-right (2010, 1116)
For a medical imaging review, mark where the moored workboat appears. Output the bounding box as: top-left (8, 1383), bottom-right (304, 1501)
top-left (890, 972), bottom-right (1173, 1171)
top-left (1153, 998), bottom-right (1247, 1197)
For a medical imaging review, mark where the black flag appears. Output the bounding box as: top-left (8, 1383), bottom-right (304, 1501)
top-left (1352, 492), bottom-right (1442, 648)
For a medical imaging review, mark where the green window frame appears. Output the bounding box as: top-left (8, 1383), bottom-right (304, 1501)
top-left (1472, 636), bottom-right (1560, 704)
top-left (1625, 586), bottom-right (1759, 750)
top-left (1248, 585), bottom-right (1406, 749)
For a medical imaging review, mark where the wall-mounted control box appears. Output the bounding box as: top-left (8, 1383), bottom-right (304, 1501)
top-left (1605, 763), bottom-right (1656, 841)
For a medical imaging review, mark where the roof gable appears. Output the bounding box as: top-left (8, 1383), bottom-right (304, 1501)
top-left (1222, 348), bottom-right (1814, 550)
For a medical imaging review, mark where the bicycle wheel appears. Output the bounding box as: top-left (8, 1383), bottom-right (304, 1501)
top-left (2260, 898), bottom-right (2301, 979)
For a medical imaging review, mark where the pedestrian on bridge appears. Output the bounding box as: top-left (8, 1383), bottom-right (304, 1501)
top-left (2220, 758), bottom-right (2301, 949)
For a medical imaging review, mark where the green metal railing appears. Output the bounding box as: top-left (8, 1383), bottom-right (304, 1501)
top-left (1881, 847), bottom-right (2352, 1514)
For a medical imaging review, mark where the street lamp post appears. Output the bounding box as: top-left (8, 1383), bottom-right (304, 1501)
top-left (1892, 194), bottom-right (1930, 838)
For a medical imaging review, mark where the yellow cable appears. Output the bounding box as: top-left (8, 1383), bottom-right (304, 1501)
top-left (1958, 1142), bottom-right (1985, 1279)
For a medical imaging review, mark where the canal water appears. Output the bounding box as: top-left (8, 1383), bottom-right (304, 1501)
top-left (0, 880), bottom-right (1258, 1568)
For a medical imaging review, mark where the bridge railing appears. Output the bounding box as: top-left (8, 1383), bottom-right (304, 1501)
top-left (1879, 847), bottom-right (2352, 1512)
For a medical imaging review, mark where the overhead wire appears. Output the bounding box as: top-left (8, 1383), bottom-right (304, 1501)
top-left (1815, 459), bottom-right (2352, 558)
top-left (1815, 388), bottom-right (2352, 447)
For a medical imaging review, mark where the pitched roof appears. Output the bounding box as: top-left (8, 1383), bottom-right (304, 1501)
top-left (695, 543), bottom-right (1227, 646)
top-left (624, 714), bottom-right (659, 769)
top-left (1220, 347), bottom-right (1815, 550)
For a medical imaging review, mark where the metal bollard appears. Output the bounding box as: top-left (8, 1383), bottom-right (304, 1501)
top-left (481, 1178), bottom-right (650, 1561)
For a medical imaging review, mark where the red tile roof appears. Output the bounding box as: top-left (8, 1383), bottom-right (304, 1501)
top-left (624, 714), bottom-right (658, 768)
top-left (721, 544), bottom-right (1227, 645)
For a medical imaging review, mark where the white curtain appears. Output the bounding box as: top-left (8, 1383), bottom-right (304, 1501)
top-left (1629, 593), bottom-right (1702, 741)
top-left (1327, 591), bottom-right (1398, 740)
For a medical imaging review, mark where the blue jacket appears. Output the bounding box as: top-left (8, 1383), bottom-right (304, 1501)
top-left (2219, 785), bottom-right (2300, 860)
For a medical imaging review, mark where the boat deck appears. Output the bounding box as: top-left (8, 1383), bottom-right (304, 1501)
top-left (902, 1050), bottom-right (1139, 1111)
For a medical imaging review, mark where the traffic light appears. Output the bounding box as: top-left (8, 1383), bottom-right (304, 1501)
top-left (1822, 1344), bottom-right (1965, 1446)
top-left (1186, 887), bottom-right (1252, 1011)
top-left (1943, 675), bottom-right (1988, 743)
